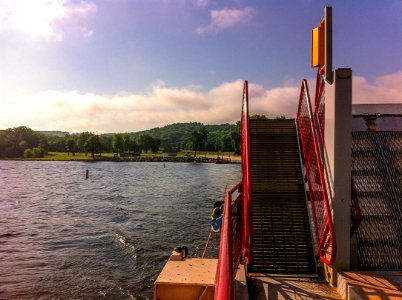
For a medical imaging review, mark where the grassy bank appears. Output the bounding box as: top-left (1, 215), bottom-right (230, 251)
top-left (26, 151), bottom-right (241, 163)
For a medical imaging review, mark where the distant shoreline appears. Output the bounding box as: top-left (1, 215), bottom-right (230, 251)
top-left (0, 156), bottom-right (241, 164)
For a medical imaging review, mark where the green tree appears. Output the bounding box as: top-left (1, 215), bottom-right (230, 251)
top-left (125, 136), bottom-right (137, 153)
top-left (84, 135), bottom-right (103, 157)
top-left (112, 134), bottom-right (124, 154)
top-left (48, 136), bottom-right (67, 152)
top-left (138, 134), bottom-right (153, 153)
top-left (19, 140), bottom-right (29, 152)
top-left (199, 127), bottom-right (209, 143)
top-left (66, 138), bottom-right (76, 156)
top-left (38, 134), bottom-right (48, 152)
top-left (150, 138), bottom-right (161, 153)
top-left (230, 121), bottom-right (241, 155)
top-left (78, 132), bottom-right (94, 153)
top-left (100, 135), bottom-right (113, 152)
top-left (0, 126), bottom-right (46, 158)
top-left (24, 148), bottom-right (32, 158)
top-left (230, 130), bottom-right (240, 155)
top-left (205, 132), bottom-right (222, 152)
top-left (189, 127), bottom-right (209, 157)
top-left (189, 132), bottom-right (201, 157)
top-left (221, 134), bottom-right (232, 151)
top-left (250, 114), bottom-right (267, 119)
top-left (31, 147), bottom-right (44, 158)
top-left (122, 134), bottom-right (133, 152)
top-left (23, 147), bottom-right (44, 158)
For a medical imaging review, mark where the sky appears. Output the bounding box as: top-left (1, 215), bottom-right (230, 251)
top-left (1, 0), bottom-right (402, 133)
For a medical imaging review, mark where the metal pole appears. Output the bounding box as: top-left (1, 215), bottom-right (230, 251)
top-left (325, 6), bottom-right (333, 84)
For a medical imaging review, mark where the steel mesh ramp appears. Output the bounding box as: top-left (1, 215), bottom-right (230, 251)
top-left (352, 131), bottom-right (402, 270)
top-left (248, 119), bottom-right (315, 274)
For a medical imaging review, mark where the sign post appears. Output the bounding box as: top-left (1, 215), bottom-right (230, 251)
top-left (311, 6), bottom-right (333, 84)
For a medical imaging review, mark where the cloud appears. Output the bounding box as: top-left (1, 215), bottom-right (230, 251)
top-left (353, 72), bottom-right (402, 104)
top-left (195, 7), bottom-right (254, 35)
top-left (0, 80), bottom-right (299, 133)
top-left (0, 0), bottom-right (96, 40)
top-left (1, 72), bottom-right (401, 133)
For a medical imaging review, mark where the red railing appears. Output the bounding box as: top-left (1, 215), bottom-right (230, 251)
top-left (314, 71), bottom-right (326, 145)
top-left (214, 81), bottom-right (252, 299)
top-left (240, 80), bottom-right (252, 264)
top-left (214, 181), bottom-right (243, 300)
top-left (350, 179), bottom-right (362, 237)
top-left (296, 79), bottom-right (336, 265)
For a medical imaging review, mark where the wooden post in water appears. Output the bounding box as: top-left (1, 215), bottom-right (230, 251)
top-left (86, 169), bottom-right (89, 179)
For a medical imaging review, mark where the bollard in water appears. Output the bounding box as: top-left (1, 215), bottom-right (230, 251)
top-left (86, 169), bottom-right (89, 179)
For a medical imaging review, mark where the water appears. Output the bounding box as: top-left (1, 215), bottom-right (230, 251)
top-left (0, 161), bottom-right (241, 299)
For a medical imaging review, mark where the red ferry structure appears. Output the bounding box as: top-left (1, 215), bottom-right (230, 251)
top-left (154, 7), bottom-right (402, 300)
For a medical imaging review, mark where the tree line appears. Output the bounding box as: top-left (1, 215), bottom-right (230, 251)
top-left (0, 124), bottom-right (235, 159)
top-left (0, 126), bottom-right (48, 158)
top-left (0, 127), bottom-right (162, 158)
top-left (133, 122), bottom-right (240, 153)
top-left (0, 115), bottom-right (282, 158)
top-left (48, 132), bottom-right (162, 157)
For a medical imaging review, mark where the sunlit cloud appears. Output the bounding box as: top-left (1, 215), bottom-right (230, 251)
top-left (1, 72), bottom-right (401, 133)
top-left (353, 72), bottom-right (402, 104)
top-left (195, 7), bottom-right (254, 35)
top-left (0, 80), bottom-right (298, 133)
top-left (0, 0), bottom-right (96, 40)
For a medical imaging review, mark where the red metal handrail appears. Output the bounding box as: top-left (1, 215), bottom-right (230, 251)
top-left (214, 181), bottom-right (243, 300)
top-left (314, 71), bottom-right (326, 146)
top-left (215, 80), bottom-right (251, 300)
top-left (240, 80), bottom-right (252, 264)
top-left (350, 178), bottom-right (362, 237)
top-left (297, 79), bottom-right (336, 265)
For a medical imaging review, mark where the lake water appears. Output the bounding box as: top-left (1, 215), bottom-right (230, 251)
top-left (0, 161), bottom-right (241, 299)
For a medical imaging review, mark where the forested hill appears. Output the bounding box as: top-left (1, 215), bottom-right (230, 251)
top-left (0, 122), bottom-right (239, 158)
top-left (3, 117), bottom-right (283, 158)
top-left (38, 130), bottom-right (69, 137)
top-left (131, 122), bottom-right (237, 152)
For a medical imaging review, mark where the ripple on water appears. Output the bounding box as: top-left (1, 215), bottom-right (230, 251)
top-left (0, 161), bottom-right (241, 299)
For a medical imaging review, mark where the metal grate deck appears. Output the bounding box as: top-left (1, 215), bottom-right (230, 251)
top-left (248, 119), bottom-right (316, 274)
top-left (352, 131), bottom-right (402, 270)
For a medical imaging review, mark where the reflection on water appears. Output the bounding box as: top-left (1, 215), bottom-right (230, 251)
top-left (0, 161), bottom-right (240, 299)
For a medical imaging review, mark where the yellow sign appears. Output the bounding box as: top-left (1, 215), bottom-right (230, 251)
top-left (311, 7), bottom-right (332, 83)
top-left (311, 19), bottom-right (325, 69)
